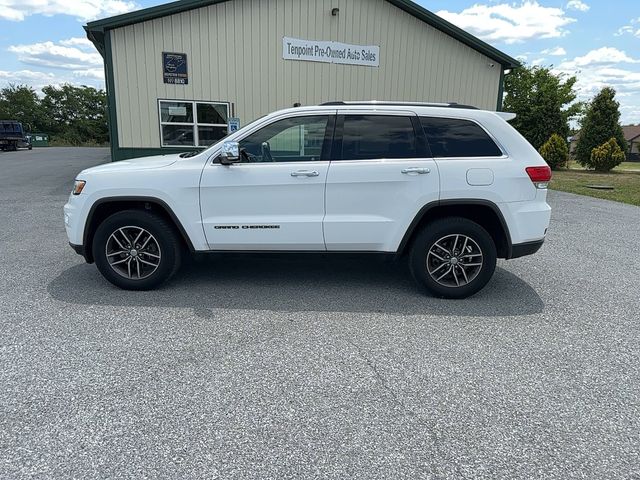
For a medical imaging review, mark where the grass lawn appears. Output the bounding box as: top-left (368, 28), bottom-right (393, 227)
top-left (550, 168), bottom-right (640, 206)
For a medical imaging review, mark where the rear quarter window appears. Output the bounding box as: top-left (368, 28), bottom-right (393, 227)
top-left (420, 117), bottom-right (503, 158)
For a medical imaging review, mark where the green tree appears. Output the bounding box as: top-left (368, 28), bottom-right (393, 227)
top-left (539, 133), bottom-right (569, 170)
top-left (0, 84), bottom-right (44, 132)
top-left (502, 65), bottom-right (582, 150)
top-left (588, 138), bottom-right (625, 172)
top-left (575, 87), bottom-right (626, 167)
top-left (41, 84), bottom-right (108, 145)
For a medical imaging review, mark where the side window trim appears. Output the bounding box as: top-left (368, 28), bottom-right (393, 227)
top-left (320, 115), bottom-right (337, 162)
top-left (411, 115), bottom-right (432, 158)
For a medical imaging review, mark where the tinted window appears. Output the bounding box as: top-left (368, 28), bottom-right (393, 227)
top-left (420, 117), bottom-right (502, 158)
top-left (239, 115), bottom-right (329, 162)
top-left (341, 115), bottom-right (417, 160)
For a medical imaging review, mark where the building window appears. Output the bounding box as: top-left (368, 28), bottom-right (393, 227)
top-left (159, 100), bottom-right (229, 148)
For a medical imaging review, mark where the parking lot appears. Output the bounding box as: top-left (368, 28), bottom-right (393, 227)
top-left (1, 147), bottom-right (639, 479)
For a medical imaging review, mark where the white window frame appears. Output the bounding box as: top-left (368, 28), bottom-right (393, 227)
top-left (158, 99), bottom-right (230, 148)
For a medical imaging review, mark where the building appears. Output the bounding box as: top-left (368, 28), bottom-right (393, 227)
top-left (85, 0), bottom-right (519, 161)
top-left (570, 126), bottom-right (640, 162)
top-left (622, 125), bottom-right (640, 162)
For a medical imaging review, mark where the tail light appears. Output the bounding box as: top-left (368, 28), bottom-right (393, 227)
top-left (526, 166), bottom-right (552, 189)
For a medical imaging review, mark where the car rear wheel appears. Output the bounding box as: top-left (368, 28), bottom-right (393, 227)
top-left (410, 217), bottom-right (497, 299)
top-left (93, 210), bottom-right (181, 290)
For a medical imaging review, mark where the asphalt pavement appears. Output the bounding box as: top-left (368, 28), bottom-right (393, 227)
top-left (1, 147), bottom-right (639, 479)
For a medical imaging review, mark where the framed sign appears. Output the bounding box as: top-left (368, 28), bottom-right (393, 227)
top-left (283, 37), bottom-right (379, 67)
top-left (162, 52), bottom-right (188, 85)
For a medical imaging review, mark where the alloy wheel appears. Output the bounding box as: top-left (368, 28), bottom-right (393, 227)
top-left (426, 234), bottom-right (484, 288)
top-left (105, 226), bottom-right (162, 280)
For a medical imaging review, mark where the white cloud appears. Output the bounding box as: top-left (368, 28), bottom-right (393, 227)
top-left (541, 46), bottom-right (567, 56)
top-left (436, 1), bottom-right (576, 44)
top-left (614, 18), bottom-right (640, 37)
top-left (566, 0), bottom-right (590, 12)
top-left (0, 68), bottom-right (105, 91)
top-left (553, 48), bottom-right (640, 125)
top-left (59, 37), bottom-right (95, 49)
top-left (2, 37), bottom-right (106, 91)
top-left (0, 0), bottom-right (138, 22)
top-left (558, 47), bottom-right (639, 69)
top-left (0, 70), bottom-right (60, 91)
top-left (8, 39), bottom-right (103, 70)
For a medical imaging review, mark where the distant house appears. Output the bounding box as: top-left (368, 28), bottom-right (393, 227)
top-left (623, 125), bottom-right (640, 162)
top-left (568, 126), bottom-right (640, 161)
top-left (569, 132), bottom-right (580, 155)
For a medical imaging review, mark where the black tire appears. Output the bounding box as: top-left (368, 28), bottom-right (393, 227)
top-left (93, 210), bottom-right (182, 290)
top-left (409, 217), bottom-right (497, 299)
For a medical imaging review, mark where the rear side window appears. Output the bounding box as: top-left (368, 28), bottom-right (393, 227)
top-left (341, 115), bottom-right (417, 160)
top-left (420, 117), bottom-right (502, 158)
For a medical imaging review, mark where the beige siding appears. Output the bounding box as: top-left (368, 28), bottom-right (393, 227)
top-left (110, 0), bottom-right (502, 148)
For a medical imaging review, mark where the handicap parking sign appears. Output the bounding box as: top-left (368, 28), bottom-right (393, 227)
top-left (228, 118), bottom-right (240, 134)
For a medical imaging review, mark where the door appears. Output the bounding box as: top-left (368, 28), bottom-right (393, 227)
top-left (200, 114), bottom-right (334, 250)
top-left (324, 113), bottom-right (440, 251)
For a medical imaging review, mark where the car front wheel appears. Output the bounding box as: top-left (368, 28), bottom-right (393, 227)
top-left (410, 217), bottom-right (497, 299)
top-left (93, 210), bottom-right (181, 290)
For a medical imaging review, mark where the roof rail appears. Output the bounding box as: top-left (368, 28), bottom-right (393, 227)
top-left (320, 101), bottom-right (479, 110)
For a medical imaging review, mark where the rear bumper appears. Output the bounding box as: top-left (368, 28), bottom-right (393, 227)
top-left (509, 239), bottom-right (544, 259)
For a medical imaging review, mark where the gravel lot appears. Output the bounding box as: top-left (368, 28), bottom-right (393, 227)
top-left (1, 147), bottom-right (639, 479)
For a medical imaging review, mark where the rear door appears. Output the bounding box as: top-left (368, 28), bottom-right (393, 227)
top-left (323, 111), bottom-right (440, 251)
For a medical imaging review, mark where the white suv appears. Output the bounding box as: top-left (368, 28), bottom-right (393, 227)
top-left (64, 102), bottom-right (551, 298)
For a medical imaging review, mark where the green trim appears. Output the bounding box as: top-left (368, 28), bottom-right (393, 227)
top-left (104, 32), bottom-right (120, 162)
top-left (86, 0), bottom-right (519, 68)
top-left (496, 68), bottom-right (505, 111)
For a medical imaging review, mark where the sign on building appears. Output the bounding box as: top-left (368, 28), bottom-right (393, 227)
top-left (228, 118), bottom-right (240, 134)
top-left (283, 37), bottom-right (380, 68)
top-left (162, 52), bottom-right (188, 85)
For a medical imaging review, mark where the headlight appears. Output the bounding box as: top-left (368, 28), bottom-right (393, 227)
top-left (72, 180), bottom-right (86, 195)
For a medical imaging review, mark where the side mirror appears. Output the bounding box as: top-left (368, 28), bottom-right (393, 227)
top-left (220, 141), bottom-right (241, 165)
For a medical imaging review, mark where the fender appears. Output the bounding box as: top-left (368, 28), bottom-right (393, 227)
top-left (396, 199), bottom-right (513, 257)
top-left (82, 196), bottom-right (196, 262)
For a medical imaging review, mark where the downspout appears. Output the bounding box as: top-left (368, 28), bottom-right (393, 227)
top-left (496, 67), bottom-right (505, 112)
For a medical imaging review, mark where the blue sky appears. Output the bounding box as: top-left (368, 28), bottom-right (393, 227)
top-left (1, 0), bottom-right (638, 124)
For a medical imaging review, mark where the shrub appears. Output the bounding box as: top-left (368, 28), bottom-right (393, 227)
top-left (539, 133), bottom-right (569, 170)
top-left (589, 138), bottom-right (625, 172)
top-left (575, 87), bottom-right (626, 167)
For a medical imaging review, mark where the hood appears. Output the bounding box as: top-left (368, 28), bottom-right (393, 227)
top-left (80, 154), bottom-right (182, 176)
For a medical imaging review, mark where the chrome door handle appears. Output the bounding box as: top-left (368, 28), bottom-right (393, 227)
top-left (291, 170), bottom-right (319, 177)
top-left (402, 167), bottom-right (431, 175)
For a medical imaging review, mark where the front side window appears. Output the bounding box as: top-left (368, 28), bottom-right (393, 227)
top-left (341, 115), bottom-right (417, 160)
top-left (239, 115), bottom-right (330, 163)
top-left (159, 100), bottom-right (229, 148)
top-left (420, 117), bottom-right (503, 158)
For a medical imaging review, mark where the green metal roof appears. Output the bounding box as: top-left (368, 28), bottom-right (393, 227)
top-left (85, 0), bottom-right (519, 68)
